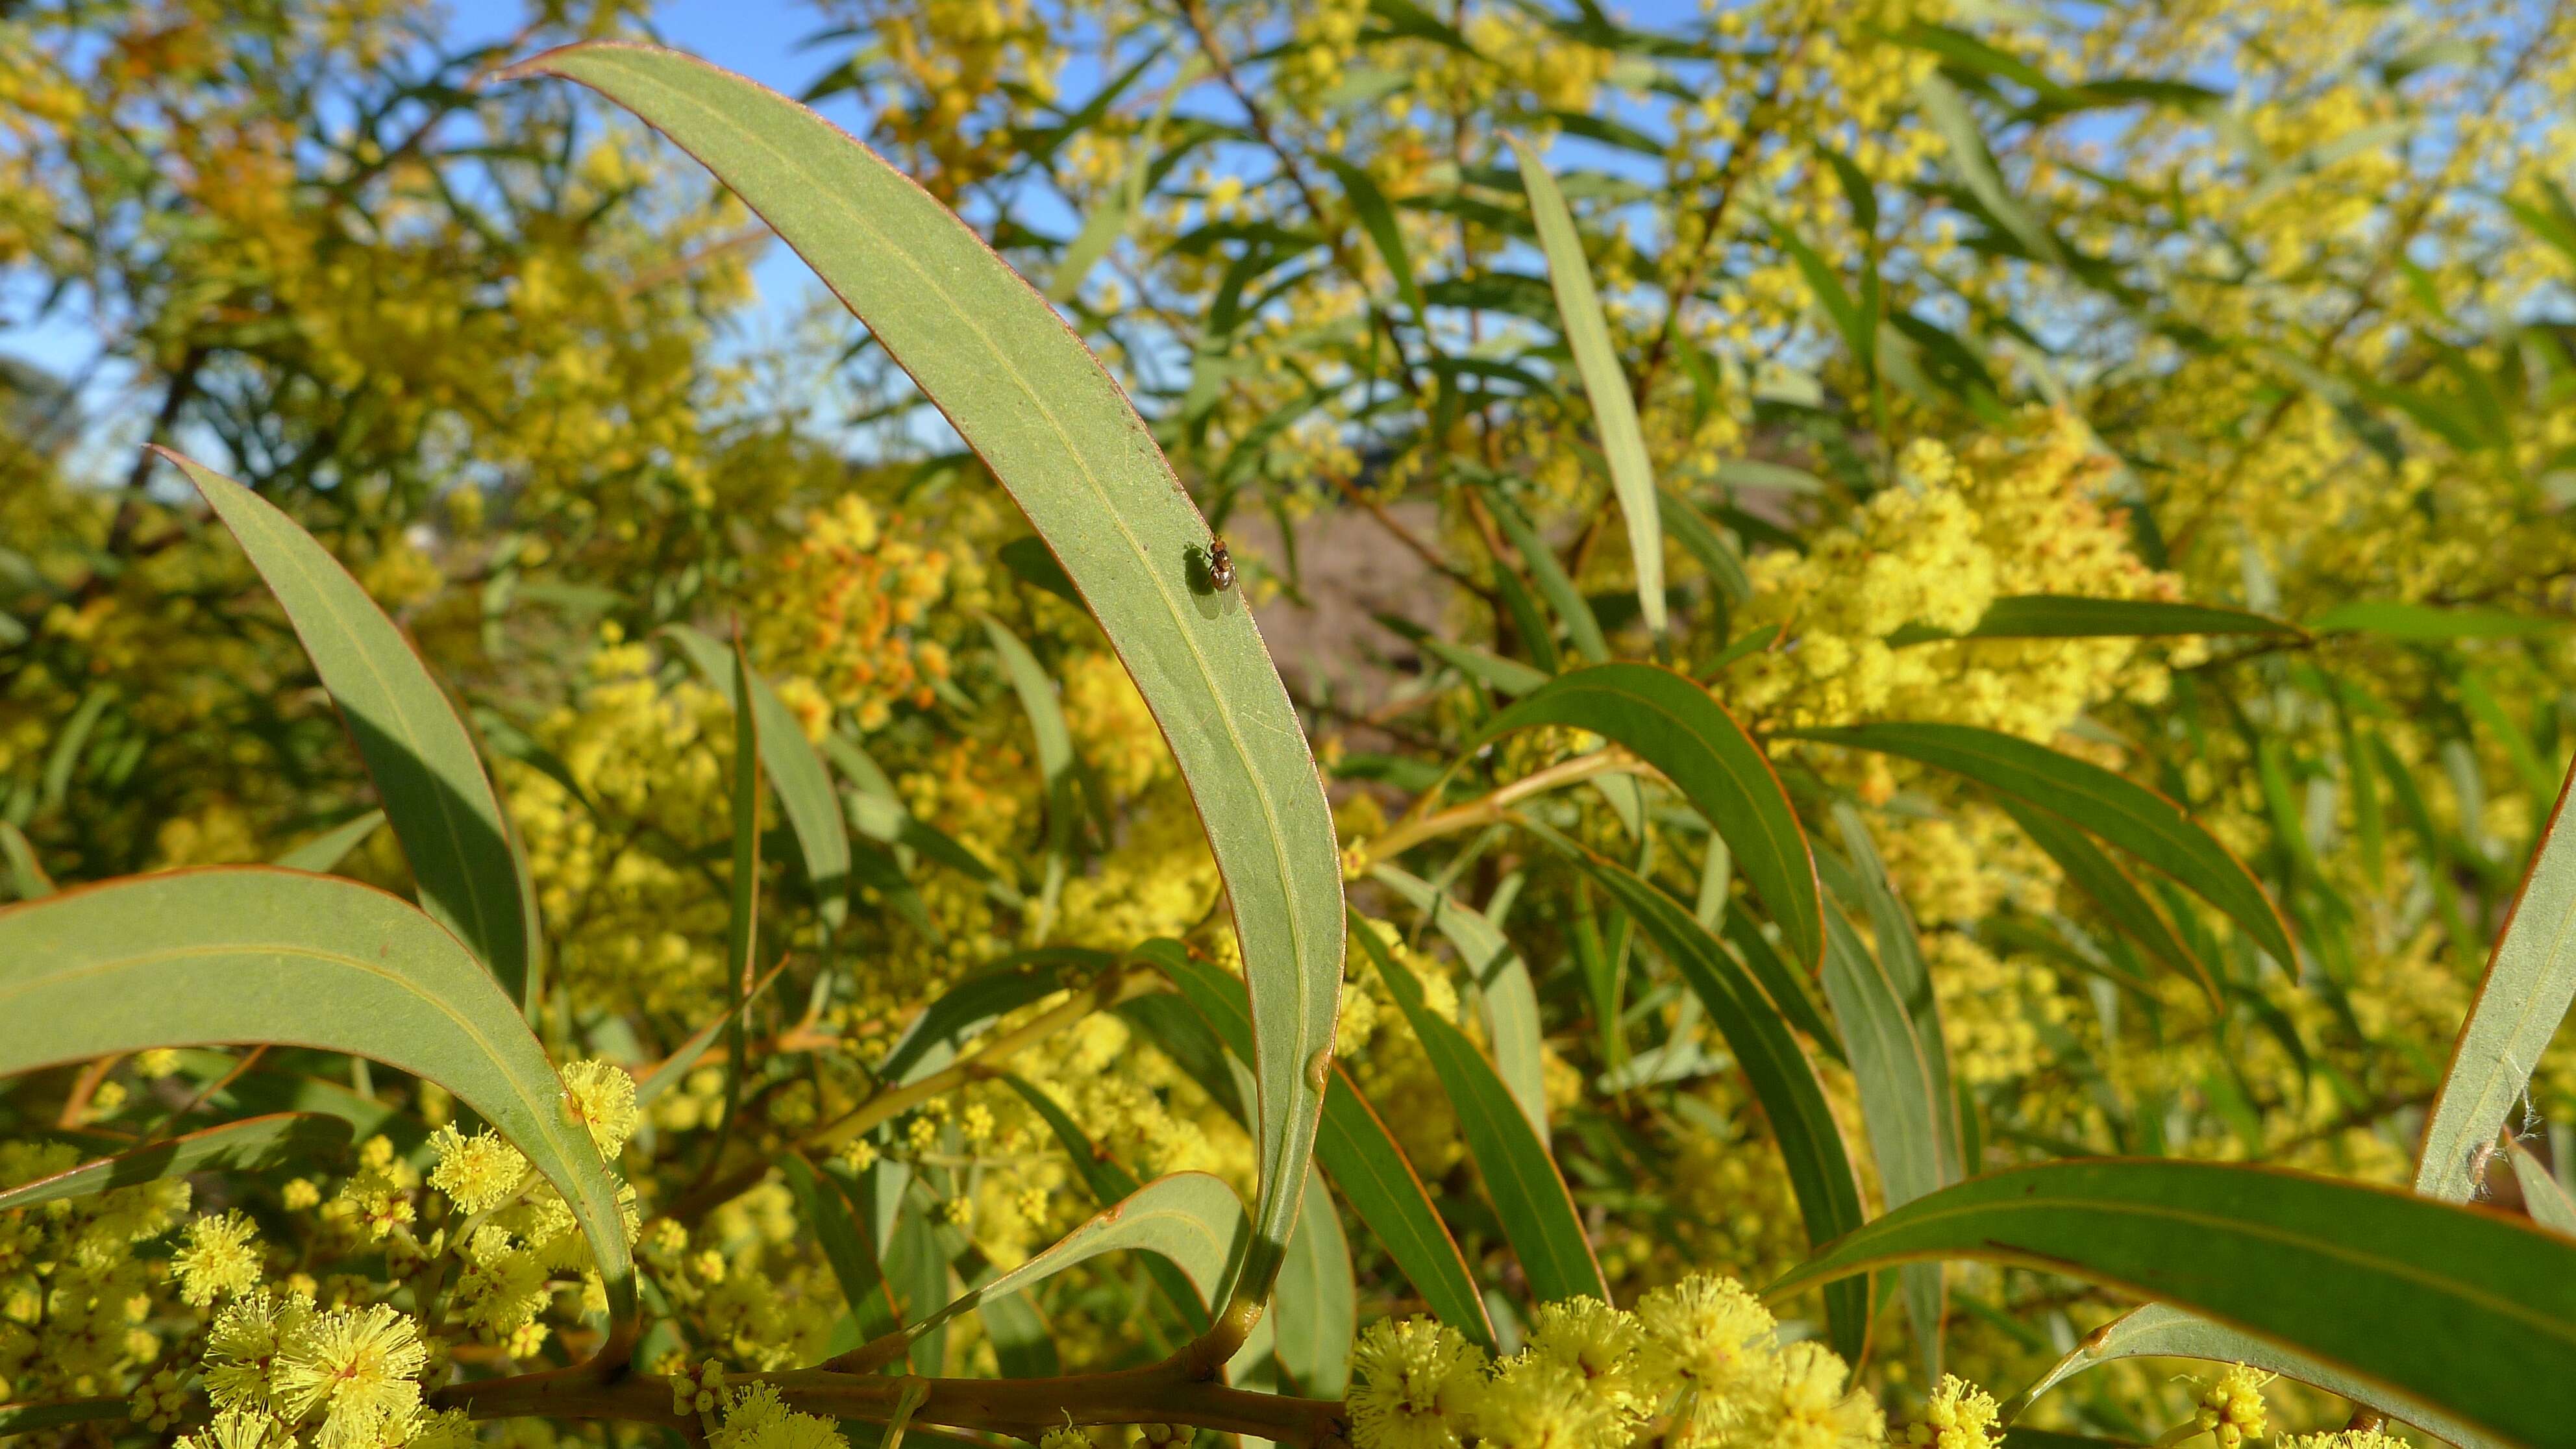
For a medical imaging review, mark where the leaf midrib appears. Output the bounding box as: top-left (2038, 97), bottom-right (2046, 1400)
top-left (595, 51), bottom-right (1320, 1198)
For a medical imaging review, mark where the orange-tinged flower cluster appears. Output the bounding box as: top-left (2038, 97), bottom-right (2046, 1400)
top-left (754, 495), bottom-right (962, 732)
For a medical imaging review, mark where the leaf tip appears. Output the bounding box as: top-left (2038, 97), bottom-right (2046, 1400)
top-left (490, 40), bottom-right (606, 86)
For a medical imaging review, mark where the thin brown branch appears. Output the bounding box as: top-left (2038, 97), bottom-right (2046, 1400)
top-left (1326, 473), bottom-right (1489, 598)
top-left (1175, 0), bottom-right (1423, 404)
top-left (1363, 749), bottom-right (1646, 864)
top-left (430, 1354), bottom-right (1346, 1445)
top-left (1631, 39), bottom-right (1808, 403)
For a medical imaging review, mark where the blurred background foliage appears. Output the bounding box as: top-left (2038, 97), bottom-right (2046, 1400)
top-left (5, 0), bottom-right (2576, 1439)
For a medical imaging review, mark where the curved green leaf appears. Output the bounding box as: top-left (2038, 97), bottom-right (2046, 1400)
top-left (1656, 489), bottom-right (1752, 607)
top-left (637, 958), bottom-right (789, 1108)
top-left (1815, 869), bottom-right (1951, 1371)
top-left (1272, 1164), bottom-right (1355, 1398)
top-left (1320, 155), bottom-right (1423, 318)
top-left (717, 636), bottom-right (763, 1143)
top-left (272, 811), bottom-right (387, 873)
top-left (1491, 564), bottom-right (1563, 676)
top-left (1313, 1064), bottom-right (1494, 1343)
top-left (1822, 810), bottom-right (1961, 1378)
top-left (1787, 722), bottom-right (2294, 968)
top-left (159, 449), bottom-right (535, 1004)
top-left (2417, 764), bottom-right (2576, 1202)
top-left (1480, 663), bottom-right (1822, 969)
top-left (1133, 940), bottom-right (1492, 1346)
top-left (981, 614), bottom-right (1079, 932)
top-left (1510, 139), bottom-right (1664, 640)
top-left (1371, 864), bottom-right (1546, 1137)
top-left (1416, 637), bottom-right (1548, 698)
top-left (1768, 1160), bottom-right (2576, 1449)
top-left (2006, 1302), bottom-right (2494, 1449)
top-left (0, 1400), bottom-right (124, 1435)
top-left (1918, 74), bottom-right (2065, 268)
top-left (1349, 911), bottom-right (1604, 1303)
top-left (1006, 1072), bottom-right (1215, 1333)
top-left (1533, 832), bottom-right (1869, 1361)
top-left (2308, 600), bottom-right (2565, 639)
top-left (0, 822), bottom-right (51, 901)
top-left (908, 1172), bottom-right (1248, 1341)
top-left (1718, 911), bottom-right (1840, 1059)
top-left (0, 1113), bottom-right (352, 1214)
top-left (1826, 810), bottom-right (1962, 1183)
top-left (665, 624), bottom-right (853, 927)
top-left (779, 1150), bottom-right (898, 1340)
top-left (2510, 1143), bottom-right (2576, 1235)
top-left (0, 868), bottom-right (632, 1318)
top-left (1770, 221), bottom-right (1874, 378)
top-left (40, 686), bottom-right (110, 816)
top-left (1894, 595), bottom-right (2305, 643)
top-left (880, 950), bottom-right (1117, 1085)
top-left (1485, 491), bottom-right (1609, 665)
top-left (517, 45), bottom-right (1345, 1302)
top-left (1991, 797), bottom-right (2214, 1006)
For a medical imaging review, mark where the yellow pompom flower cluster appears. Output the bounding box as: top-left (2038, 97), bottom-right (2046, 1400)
top-left (2188, 1365), bottom-right (2272, 1448)
top-left (752, 494), bottom-right (963, 733)
top-left (202, 1291), bottom-right (438, 1449)
top-left (173, 1210), bottom-right (266, 1307)
top-left (0, 1139), bottom-right (193, 1398)
top-left (426, 1126), bottom-right (530, 1215)
top-left (1898, 1374), bottom-right (2003, 1448)
top-left (710, 1379), bottom-right (850, 1449)
top-left (1347, 1317), bottom-right (1488, 1449)
top-left (560, 1059), bottom-right (642, 1159)
top-left (1348, 1277), bottom-right (1910, 1449)
top-left (1734, 411), bottom-right (2183, 740)
top-left (504, 628), bottom-right (736, 1019)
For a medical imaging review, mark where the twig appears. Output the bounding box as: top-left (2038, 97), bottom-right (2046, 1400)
top-left (1363, 749), bottom-right (1647, 863)
top-left (429, 1352), bottom-right (1346, 1444)
top-left (1325, 473), bottom-right (1489, 597)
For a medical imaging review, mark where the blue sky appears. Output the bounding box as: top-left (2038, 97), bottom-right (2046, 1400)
top-left (4, 0), bottom-right (1705, 458)
top-left (1, 1), bottom-right (861, 415)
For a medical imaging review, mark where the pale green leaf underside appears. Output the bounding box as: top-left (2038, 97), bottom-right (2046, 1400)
top-left (0, 869), bottom-right (632, 1317)
top-left (1509, 139), bottom-right (1664, 639)
top-left (2510, 1144), bottom-right (2576, 1234)
top-left (521, 43), bottom-right (1343, 1297)
top-left (2009, 1303), bottom-right (2497, 1449)
top-left (1272, 1163), bottom-right (1355, 1398)
top-left (2416, 767), bottom-right (2576, 1203)
top-left (271, 810), bottom-right (388, 874)
top-left (160, 450), bottom-right (534, 1004)
top-left (908, 1172), bottom-right (1248, 1339)
top-left (1371, 864), bottom-right (1548, 1137)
